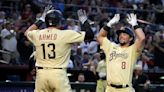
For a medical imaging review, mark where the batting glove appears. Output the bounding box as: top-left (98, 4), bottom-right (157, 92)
top-left (77, 9), bottom-right (88, 24)
top-left (127, 13), bottom-right (138, 26)
top-left (107, 14), bottom-right (120, 27)
top-left (39, 5), bottom-right (53, 22)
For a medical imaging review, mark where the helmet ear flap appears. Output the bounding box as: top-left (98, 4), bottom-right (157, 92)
top-left (47, 20), bottom-right (52, 26)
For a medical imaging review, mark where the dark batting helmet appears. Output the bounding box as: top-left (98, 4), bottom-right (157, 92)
top-left (116, 27), bottom-right (135, 45)
top-left (45, 10), bottom-right (63, 27)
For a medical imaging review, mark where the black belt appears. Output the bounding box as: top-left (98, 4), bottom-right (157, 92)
top-left (37, 67), bottom-right (63, 69)
top-left (110, 84), bottom-right (129, 88)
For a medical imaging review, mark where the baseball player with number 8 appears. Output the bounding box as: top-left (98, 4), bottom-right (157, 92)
top-left (97, 13), bottom-right (145, 92)
top-left (25, 5), bottom-right (94, 92)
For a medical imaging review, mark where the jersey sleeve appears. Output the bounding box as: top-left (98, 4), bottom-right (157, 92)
top-left (65, 30), bottom-right (86, 43)
top-left (100, 37), bottom-right (112, 53)
top-left (129, 43), bottom-right (142, 64)
top-left (133, 42), bottom-right (142, 59)
top-left (26, 30), bottom-right (37, 44)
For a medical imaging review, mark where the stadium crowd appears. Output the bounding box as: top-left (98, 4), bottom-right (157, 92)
top-left (0, 0), bottom-right (164, 85)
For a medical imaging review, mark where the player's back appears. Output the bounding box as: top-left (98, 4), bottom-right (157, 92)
top-left (32, 28), bottom-right (85, 68)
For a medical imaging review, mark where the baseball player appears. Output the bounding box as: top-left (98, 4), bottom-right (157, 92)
top-left (25, 6), bottom-right (94, 92)
top-left (96, 52), bottom-right (107, 92)
top-left (97, 13), bottom-right (145, 92)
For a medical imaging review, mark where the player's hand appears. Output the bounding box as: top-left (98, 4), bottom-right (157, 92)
top-left (127, 13), bottom-right (138, 26)
top-left (107, 14), bottom-right (120, 27)
top-left (77, 9), bottom-right (88, 24)
top-left (39, 5), bottom-right (53, 22)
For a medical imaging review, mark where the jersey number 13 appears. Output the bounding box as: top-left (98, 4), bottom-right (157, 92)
top-left (41, 43), bottom-right (56, 59)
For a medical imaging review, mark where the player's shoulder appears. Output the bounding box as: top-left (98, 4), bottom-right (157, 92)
top-left (26, 29), bottom-right (38, 36)
top-left (63, 29), bottom-right (75, 32)
top-left (63, 29), bottom-right (83, 34)
top-left (107, 39), bottom-right (117, 46)
top-left (36, 28), bottom-right (53, 34)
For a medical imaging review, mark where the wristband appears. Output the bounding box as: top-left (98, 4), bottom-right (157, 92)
top-left (34, 20), bottom-right (44, 27)
top-left (103, 25), bottom-right (111, 32)
top-left (133, 25), bottom-right (141, 30)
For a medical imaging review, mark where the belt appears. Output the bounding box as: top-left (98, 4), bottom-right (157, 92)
top-left (110, 84), bottom-right (129, 88)
top-left (36, 67), bottom-right (63, 69)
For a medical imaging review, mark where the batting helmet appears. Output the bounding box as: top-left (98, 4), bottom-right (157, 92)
top-left (116, 27), bottom-right (135, 45)
top-left (45, 10), bottom-right (63, 27)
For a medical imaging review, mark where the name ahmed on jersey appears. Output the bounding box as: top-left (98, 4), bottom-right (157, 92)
top-left (39, 33), bottom-right (57, 40)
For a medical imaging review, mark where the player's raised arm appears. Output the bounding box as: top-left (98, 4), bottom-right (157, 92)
top-left (97, 14), bottom-right (120, 45)
top-left (77, 9), bottom-right (94, 41)
top-left (127, 13), bottom-right (145, 52)
top-left (24, 5), bottom-right (52, 36)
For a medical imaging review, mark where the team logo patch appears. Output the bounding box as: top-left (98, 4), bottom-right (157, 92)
top-left (109, 51), bottom-right (128, 61)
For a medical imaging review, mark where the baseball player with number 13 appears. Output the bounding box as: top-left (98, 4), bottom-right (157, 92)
top-left (25, 5), bottom-right (94, 92)
top-left (97, 13), bottom-right (145, 92)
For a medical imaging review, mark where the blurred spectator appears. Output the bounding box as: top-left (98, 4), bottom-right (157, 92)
top-left (0, 11), bottom-right (6, 24)
top-left (155, 5), bottom-right (164, 24)
top-left (0, 21), bottom-right (19, 64)
top-left (21, 4), bottom-right (34, 24)
top-left (74, 73), bottom-right (90, 92)
top-left (96, 52), bottom-right (106, 92)
top-left (75, 73), bottom-right (86, 83)
top-left (132, 64), bottom-right (151, 92)
top-left (144, 26), bottom-right (154, 53)
top-left (90, 22), bottom-right (100, 37)
top-left (65, 18), bottom-right (80, 31)
top-left (0, 24), bottom-right (3, 59)
top-left (88, 40), bottom-right (98, 56)
top-left (72, 47), bottom-right (83, 69)
top-left (88, 53), bottom-right (100, 74)
top-left (99, 11), bottom-right (109, 28)
top-left (82, 52), bottom-right (90, 69)
top-left (68, 59), bottom-right (74, 69)
top-left (88, 6), bottom-right (101, 22)
top-left (136, 53), bottom-right (149, 71)
top-left (71, 43), bottom-right (79, 56)
top-left (17, 26), bottom-right (33, 65)
top-left (33, 0), bottom-right (45, 8)
top-left (80, 41), bottom-right (90, 55)
top-left (153, 25), bottom-right (164, 69)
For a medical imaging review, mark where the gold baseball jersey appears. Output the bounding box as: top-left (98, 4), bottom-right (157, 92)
top-left (26, 28), bottom-right (85, 68)
top-left (101, 37), bottom-right (140, 86)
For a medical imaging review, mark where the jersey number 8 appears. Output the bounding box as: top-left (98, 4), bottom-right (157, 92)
top-left (121, 61), bottom-right (126, 69)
